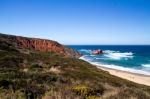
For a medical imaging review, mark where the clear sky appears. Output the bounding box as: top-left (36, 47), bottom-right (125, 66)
top-left (0, 0), bottom-right (150, 45)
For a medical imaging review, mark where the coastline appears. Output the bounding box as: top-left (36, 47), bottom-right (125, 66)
top-left (79, 57), bottom-right (150, 86)
top-left (97, 66), bottom-right (150, 86)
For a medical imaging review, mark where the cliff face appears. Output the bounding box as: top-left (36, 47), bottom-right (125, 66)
top-left (0, 33), bottom-right (81, 58)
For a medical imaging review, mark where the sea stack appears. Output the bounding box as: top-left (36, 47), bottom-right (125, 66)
top-left (92, 49), bottom-right (103, 55)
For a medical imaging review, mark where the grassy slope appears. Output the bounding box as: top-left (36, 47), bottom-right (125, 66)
top-left (0, 44), bottom-right (150, 99)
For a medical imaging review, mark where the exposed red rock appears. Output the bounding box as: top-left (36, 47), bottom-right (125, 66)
top-left (0, 33), bottom-right (81, 58)
top-left (92, 49), bottom-right (103, 55)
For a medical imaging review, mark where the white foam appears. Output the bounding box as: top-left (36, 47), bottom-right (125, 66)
top-left (80, 56), bottom-right (150, 76)
top-left (79, 56), bottom-right (92, 63)
top-left (104, 50), bottom-right (119, 53)
top-left (90, 55), bottom-right (96, 57)
top-left (95, 57), bottom-right (106, 59)
top-left (142, 64), bottom-right (150, 68)
top-left (104, 50), bottom-right (133, 60)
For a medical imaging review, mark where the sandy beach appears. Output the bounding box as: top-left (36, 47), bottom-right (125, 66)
top-left (80, 56), bottom-right (150, 86)
top-left (97, 66), bottom-right (150, 86)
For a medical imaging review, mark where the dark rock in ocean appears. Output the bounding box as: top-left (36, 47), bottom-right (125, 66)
top-left (0, 33), bottom-right (81, 58)
top-left (92, 49), bottom-right (103, 55)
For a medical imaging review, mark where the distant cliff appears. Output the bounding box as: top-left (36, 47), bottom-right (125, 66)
top-left (0, 33), bottom-right (81, 58)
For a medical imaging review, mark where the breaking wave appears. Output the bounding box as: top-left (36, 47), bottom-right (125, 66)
top-left (79, 49), bottom-right (134, 60)
top-left (80, 56), bottom-right (150, 76)
top-left (104, 50), bottom-right (134, 60)
top-left (142, 64), bottom-right (150, 68)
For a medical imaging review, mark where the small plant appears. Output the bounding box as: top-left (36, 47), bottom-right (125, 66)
top-left (72, 85), bottom-right (90, 96)
top-left (0, 80), bottom-right (13, 89)
top-left (28, 64), bottom-right (42, 69)
top-left (72, 84), bottom-right (105, 98)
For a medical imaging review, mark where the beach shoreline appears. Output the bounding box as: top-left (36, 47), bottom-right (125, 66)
top-left (79, 57), bottom-right (150, 86)
top-left (96, 65), bottom-right (150, 86)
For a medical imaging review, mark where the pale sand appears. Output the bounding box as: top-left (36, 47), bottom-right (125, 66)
top-left (97, 66), bottom-right (150, 86)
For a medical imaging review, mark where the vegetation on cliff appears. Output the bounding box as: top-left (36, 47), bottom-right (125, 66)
top-left (0, 33), bottom-right (150, 99)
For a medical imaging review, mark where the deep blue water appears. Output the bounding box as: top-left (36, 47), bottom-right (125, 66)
top-left (68, 45), bottom-right (150, 75)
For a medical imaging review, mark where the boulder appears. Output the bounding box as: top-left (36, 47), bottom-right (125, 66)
top-left (92, 49), bottom-right (103, 55)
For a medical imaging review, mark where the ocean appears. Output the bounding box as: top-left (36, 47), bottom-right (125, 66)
top-left (68, 45), bottom-right (150, 76)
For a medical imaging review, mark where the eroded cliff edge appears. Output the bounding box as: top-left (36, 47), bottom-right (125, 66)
top-left (0, 33), bottom-right (81, 58)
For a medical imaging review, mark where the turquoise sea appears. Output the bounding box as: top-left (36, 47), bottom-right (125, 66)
top-left (68, 45), bottom-right (150, 76)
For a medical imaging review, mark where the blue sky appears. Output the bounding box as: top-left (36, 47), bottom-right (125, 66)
top-left (0, 0), bottom-right (150, 45)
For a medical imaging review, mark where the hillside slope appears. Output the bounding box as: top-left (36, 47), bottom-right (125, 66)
top-left (0, 33), bottom-right (150, 99)
top-left (0, 33), bottom-right (81, 58)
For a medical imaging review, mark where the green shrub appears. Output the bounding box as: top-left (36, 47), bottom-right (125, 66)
top-left (72, 84), bottom-right (104, 98)
top-left (72, 85), bottom-right (90, 96)
top-left (0, 80), bottom-right (13, 89)
top-left (28, 64), bottom-right (43, 70)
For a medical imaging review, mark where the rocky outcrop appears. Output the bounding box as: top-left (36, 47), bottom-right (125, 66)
top-left (92, 49), bottom-right (103, 55)
top-left (0, 33), bottom-right (81, 58)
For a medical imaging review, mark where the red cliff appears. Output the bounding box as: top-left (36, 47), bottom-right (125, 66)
top-left (0, 33), bottom-right (81, 58)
